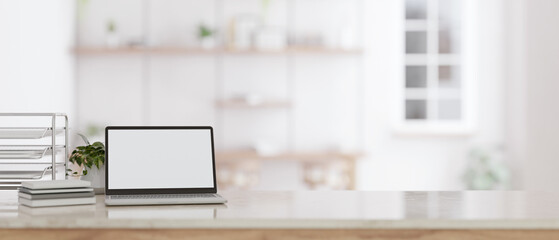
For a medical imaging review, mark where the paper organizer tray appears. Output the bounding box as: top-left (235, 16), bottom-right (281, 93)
top-left (0, 145), bottom-right (64, 159)
top-left (0, 167), bottom-right (53, 180)
top-left (0, 127), bottom-right (65, 139)
top-left (0, 113), bottom-right (68, 188)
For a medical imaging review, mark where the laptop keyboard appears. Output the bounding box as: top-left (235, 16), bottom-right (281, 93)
top-left (111, 194), bottom-right (218, 199)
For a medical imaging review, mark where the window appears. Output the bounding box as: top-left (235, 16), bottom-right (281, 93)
top-left (398, 0), bottom-right (473, 134)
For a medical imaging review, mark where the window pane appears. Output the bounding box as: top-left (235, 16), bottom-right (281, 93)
top-left (406, 0), bottom-right (427, 19)
top-left (438, 66), bottom-right (460, 88)
top-left (439, 0), bottom-right (461, 26)
top-left (406, 66), bottom-right (427, 88)
top-left (406, 100), bottom-right (427, 119)
top-left (439, 30), bottom-right (461, 54)
top-left (439, 0), bottom-right (461, 53)
top-left (438, 99), bottom-right (461, 120)
top-left (406, 31), bottom-right (427, 54)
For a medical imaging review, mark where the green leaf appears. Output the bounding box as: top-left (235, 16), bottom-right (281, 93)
top-left (77, 133), bottom-right (90, 145)
top-left (198, 24), bottom-right (213, 38)
top-left (70, 136), bottom-right (105, 170)
top-left (94, 156), bottom-right (100, 169)
top-left (75, 155), bottom-right (83, 166)
top-left (83, 169), bottom-right (88, 175)
top-left (92, 142), bottom-right (104, 148)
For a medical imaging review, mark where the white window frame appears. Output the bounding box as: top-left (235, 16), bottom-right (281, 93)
top-left (393, 0), bottom-right (477, 136)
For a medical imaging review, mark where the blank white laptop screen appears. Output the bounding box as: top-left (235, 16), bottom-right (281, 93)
top-left (107, 129), bottom-right (214, 189)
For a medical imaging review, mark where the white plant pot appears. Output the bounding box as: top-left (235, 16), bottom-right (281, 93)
top-left (106, 33), bottom-right (120, 48)
top-left (80, 166), bottom-right (105, 190)
top-left (201, 37), bottom-right (216, 49)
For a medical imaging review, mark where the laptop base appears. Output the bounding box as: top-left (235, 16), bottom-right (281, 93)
top-left (105, 193), bottom-right (227, 206)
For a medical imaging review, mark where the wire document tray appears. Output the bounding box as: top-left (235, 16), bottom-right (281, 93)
top-left (0, 113), bottom-right (68, 189)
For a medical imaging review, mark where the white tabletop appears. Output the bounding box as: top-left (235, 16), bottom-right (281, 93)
top-left (2, 191), bottom-right (559, 229)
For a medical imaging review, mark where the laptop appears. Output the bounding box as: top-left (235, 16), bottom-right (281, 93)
top-left (104, 126), bottom-right (227, 206)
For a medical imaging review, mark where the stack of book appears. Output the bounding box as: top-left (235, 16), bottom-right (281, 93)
top-left (18, 180), bottom-right (96, 207)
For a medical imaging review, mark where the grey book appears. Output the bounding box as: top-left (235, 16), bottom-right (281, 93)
top-left (21, 180), bottom-right (91, 189)
top-left (18, 187), bottom-right (94, 195)
top-left (18, 191), bottom-right (95, 200)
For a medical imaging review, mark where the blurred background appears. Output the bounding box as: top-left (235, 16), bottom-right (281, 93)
top-left (0, 0), bottom-right (556, 191)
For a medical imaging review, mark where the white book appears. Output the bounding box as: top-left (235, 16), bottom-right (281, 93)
top-left (19, 191), bottom-right (95, 200)
top-left (19, 187), bottom-right (94, 195)
top-left (18, 197), bottom-right (96, 208)
top-left (21, 180), bottom-right (91, 190)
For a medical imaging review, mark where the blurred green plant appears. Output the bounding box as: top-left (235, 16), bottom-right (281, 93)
top-left (198, 23), bottom-right (214, 39)
top-left (86, 124), bottom-right (102, 137)
top-left (67, 134), bottom-right (105, 176)
top-left (261, 0), bottom-right (271, 22)
top-left (107, 19), bottom-right (116, 33)
top-left (262, 0), bottom-right (271, 11)
top-left (77, 0), bottom-right (90, 21)
top-left (463, 148), bottom-right (509, 190)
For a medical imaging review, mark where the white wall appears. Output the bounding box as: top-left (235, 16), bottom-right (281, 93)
top-left (503, 0), bottom-right (527, 189)
top-left (508, 0), bottom-right (559, 190)
top-left (0, 0), bottom-right (75, 177)
top-left (0, 0), bottom-right (74, 115)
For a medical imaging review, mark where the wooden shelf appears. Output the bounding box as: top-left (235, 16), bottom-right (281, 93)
top-left (216, 149), bottom-right (361, 189)
top-left (215, 149), bottom-right (362, 163)
top-left (73, 47), bottom-right (214, 55)
top-left (215, 100), bottom-right (291, 109)
top-left (73, 46), bottom-right (363, 56)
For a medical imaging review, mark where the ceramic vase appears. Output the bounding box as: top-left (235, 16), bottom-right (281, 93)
top-left (81, 166), bottom-right (105, 190)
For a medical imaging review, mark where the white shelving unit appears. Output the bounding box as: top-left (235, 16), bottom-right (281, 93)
top-left (75, 0), bottom-right (364, 190)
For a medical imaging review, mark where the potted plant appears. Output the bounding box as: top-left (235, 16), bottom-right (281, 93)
top-left (198, 23), bottom-right (216, 49)
top-left (68, 134), bottom-right (105, 189)
top-left (106, 19), bottom-right (120, 48)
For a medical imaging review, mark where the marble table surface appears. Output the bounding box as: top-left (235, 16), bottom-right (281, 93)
top-left (2, 191), bottom-right (559, 229)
